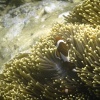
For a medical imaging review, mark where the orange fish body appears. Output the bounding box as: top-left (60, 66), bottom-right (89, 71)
top-left (55, 36), bottom-right (76, 72)
top-left (55, 36), bottom-right (70, 62)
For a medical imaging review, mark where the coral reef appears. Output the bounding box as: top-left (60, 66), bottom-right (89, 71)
top-left (64, 0), bottom-right (100, 27)
top-left (0, 23), bottom-right (100, 100)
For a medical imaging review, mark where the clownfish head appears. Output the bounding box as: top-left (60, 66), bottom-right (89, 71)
top-left (55, 36), bottom-right (62, 41)
top-left (54, 36), bottom-right (71, 48)
top-left (54, 36), bottom-right (63, 45)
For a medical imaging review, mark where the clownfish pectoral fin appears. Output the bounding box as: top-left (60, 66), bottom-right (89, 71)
top-left (55, 50), bottom-right (61, 60)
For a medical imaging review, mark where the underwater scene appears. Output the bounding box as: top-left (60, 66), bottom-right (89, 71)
top-left (0, 0), bottom-right (100, 100)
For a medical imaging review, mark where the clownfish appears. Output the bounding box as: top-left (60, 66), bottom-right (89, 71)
top-left (55, 36), bottom-right (76, 72)
top-left (55, 36), bottom-right (70, 62)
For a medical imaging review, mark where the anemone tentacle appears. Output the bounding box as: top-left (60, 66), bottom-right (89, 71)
top-left (0, 23), bottom-right (100, 100)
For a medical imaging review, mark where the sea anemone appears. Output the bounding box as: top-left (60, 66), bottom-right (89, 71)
top-left (64, 0), bottom-right (100, 27)
top-left (0, 23), bottom-right (100, 100)
top-left (51, 23), bottom-right (100, 98)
